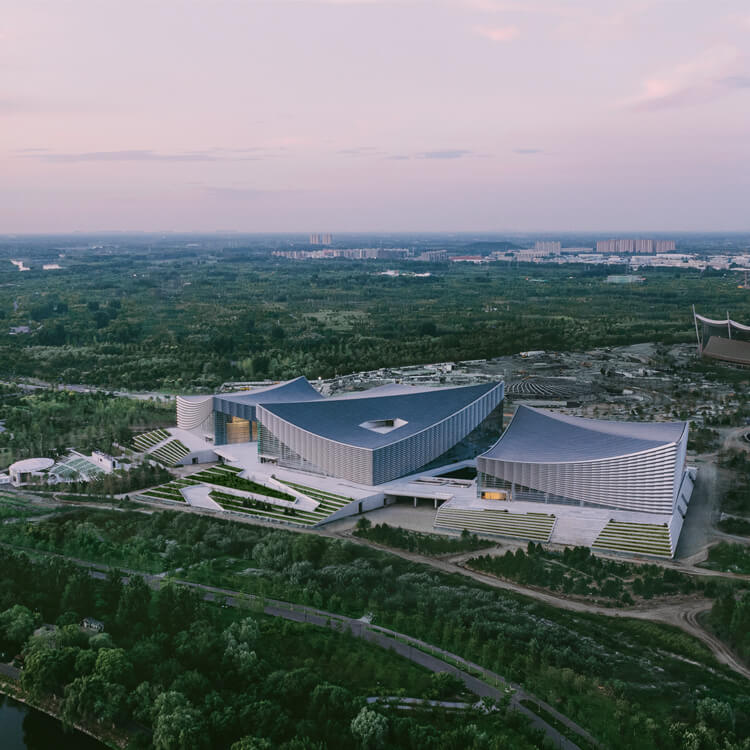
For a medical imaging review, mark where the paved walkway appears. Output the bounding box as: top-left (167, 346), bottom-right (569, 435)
top-left (188, 582), bottom-right (596, 750)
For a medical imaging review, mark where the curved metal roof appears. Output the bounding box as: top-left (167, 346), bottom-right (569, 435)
top-left (259, 382), bottom-right (502, 449)
top-left (481, 405), bottom-right (687, 463)
top-left (215, 377), bottom-right (324, 408)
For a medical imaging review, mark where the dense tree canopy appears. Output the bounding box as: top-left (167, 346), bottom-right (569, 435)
top-left (3, 244), bottom-right (744, 391)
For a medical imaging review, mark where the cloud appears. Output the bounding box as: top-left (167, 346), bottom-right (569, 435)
top-left (418, 149), bottom-right (473, 159)
top-left (473, 25), bottom-right (520, 42)
top-left (24, 149), bottom-right (217, 163)
top-left (382, 148), bottom-right (488, 160)
top-left (0, 97), bottom-right (50, 116)
top-left (721, 75), bottom-right (750, 89)
top-left (626, 45), bottom-right (750, 112)
top-left (514, 148), bottom-right (543, 154)
top-left (20, 148), bottom-right (275, 163)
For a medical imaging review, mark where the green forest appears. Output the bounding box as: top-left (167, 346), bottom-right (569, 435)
top-left (0, 546), bottom-right (547, 750)
top-left (467, 543), bottom-right (726, 605)
top-left (0, 387), bottom-right (172, 466)
top-left (0, 507), bottom-right (747, 750)
top-left (2, 245), bottom-right (747, 391)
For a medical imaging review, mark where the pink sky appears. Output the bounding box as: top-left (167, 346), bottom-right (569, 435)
top-left (2, 0), bottom-right (749, 232)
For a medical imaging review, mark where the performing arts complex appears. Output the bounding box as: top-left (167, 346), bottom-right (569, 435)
top-left (132, 377), bottom-right (694, 558)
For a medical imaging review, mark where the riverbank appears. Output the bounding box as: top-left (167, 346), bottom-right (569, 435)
top-left (0, 673), bottom-right (127, 749)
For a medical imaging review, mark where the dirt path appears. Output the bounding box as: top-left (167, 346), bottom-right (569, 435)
top-left (341, 532), bottom-right (750, 680)
top-left (7, 489), bottom-right (747, 678)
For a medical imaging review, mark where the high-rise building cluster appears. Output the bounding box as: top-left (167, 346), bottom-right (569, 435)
top-left (655, 240), bottom-right (676, 253)
top-left (415, 250), bottom-right (449, 262)
top-left (533, 241), bottom-right (562, 256)
top-left (309, 233), bottom-right (333, 245)
top-left (274, 247), bottom-right (410, 260)
top-left (596, 238), bottom-right (676, 254)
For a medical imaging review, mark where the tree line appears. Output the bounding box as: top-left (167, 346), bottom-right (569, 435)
top-left (0, 507), bottom-right (746, 750)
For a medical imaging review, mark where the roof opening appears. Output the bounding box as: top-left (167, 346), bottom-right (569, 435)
top-left (359, 418), bottom-right (408, 434)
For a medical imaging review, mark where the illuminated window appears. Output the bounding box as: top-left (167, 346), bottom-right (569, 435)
top-left (481, 490), bottom-right (508, 501)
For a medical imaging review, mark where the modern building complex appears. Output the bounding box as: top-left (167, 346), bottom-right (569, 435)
top-left (434, 406), bottom-right (692, 557)
top-left (477, 406), bottom-right (688, 515)
top-left (177, 379), bottom-right (504, 483)
top-left (160, 377), bottom-right (696, 557)
top-left (257, 382), bottom-right (504, 485)
top-left (9, 457), bottom-right (55, 486)
top-left (694, 309), bottom-right (750, 366)
top-left (8, 451), bottom-right (123, 487)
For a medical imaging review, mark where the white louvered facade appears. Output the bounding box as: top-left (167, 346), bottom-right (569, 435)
top-left (176, 395), bottom-right (214, 437)
top-left (257, 383), bottom-right (504, 485)
top-left (477, 407), bottom-right (688, 515)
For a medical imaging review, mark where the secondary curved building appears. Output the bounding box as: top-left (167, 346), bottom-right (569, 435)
top-left (477, 406), bottom-right (688, 514)
top-left (258, 381), bottom-right (504, 485)
top-left (438, 406), bottom-right (694, 557)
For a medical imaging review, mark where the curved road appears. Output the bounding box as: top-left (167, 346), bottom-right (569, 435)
top-left (179, 580), bottom-right (597, 750)
top-left (343, 533), bottom-right (750, 680)
top-left (8, 489), bottom-right (750, 680)
top-left (80, 562), bottom-right (592, 749)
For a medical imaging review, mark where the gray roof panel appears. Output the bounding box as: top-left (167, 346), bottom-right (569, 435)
top-left (481, 405), bottom-right (687, 463)
top-left (260, 382), bottom-right (502, 449)
top-left (328, 383), bottom-right (445, 400)
top-left (215, 377), bottom-right (324, 409)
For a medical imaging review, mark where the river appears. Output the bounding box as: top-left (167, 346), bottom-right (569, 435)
top-left (0, 694), bottom-right (106, 749)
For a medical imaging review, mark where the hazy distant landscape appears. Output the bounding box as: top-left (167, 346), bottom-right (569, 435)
top-left (2, 233), bottom-right (750, 391)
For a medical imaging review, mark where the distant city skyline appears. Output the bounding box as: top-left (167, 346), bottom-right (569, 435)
top-left (2, 1), bottom-right (750, 232)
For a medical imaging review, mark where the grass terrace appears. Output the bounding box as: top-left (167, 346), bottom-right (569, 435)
top-left (279, 480), bottom-right (355, 521)
top-left (435, 506), bottom-right (556, 542)
top-left (188, 466), bottom-right (296, 501)
top-left (132, 428), bottom-right (170, 452)
top-left (138, 468), bottom-right (358, 527)
top-left (138, 478), bottom-right (199, 503)
top-left (592, 521), bottom-right (673, 558)
top-left (209, 489), bottom-right (318, 526)
top-left (149, 439), bottom-right (190, 467)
